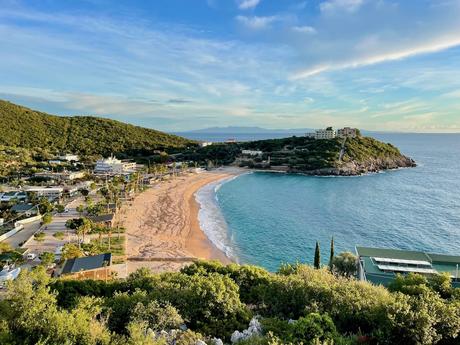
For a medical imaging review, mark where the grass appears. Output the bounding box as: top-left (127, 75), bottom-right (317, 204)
top-left (90, 235), bottom-right (125, 256)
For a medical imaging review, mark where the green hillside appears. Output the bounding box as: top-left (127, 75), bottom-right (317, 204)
top-left (0, 100), bottom-right (195, 155)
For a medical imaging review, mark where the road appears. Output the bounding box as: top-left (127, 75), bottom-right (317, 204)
top-left (3, 220), bottom-right (41, 248)
top-left (23, 198), bottom-right (83, 255)
top-left (3, 197), bottom-right (83, 254)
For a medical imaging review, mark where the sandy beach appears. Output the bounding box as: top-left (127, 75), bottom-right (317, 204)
top-left (123, 170), bottom-right (238, 274)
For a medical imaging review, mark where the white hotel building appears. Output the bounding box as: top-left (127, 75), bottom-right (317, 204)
top-left (94, 156), bottom-right (137, 175)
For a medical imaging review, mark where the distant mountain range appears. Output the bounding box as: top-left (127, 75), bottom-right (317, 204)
top-left (180, 126), bottom-right (314, 134)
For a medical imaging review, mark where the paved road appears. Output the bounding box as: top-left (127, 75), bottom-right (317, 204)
top-left (3, 220), bottom-right (41, 248)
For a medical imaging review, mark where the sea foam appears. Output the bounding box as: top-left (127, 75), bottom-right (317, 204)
top-left (195, 176), bottom-right (239, 261)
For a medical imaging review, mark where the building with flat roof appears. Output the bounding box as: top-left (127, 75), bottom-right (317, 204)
top-left (306, 127), bottom-right (336, 140)
top-left (35, 171), bottom-right (85, 181)
top-left (337, 127), bottom-right (358, 138)
top-left (60, 253), bottom-right (112, 280)
top-left (94, 156), bottom-right (137, 175)
top-left (241, 150), bottom-right (263, 156)
top-left (356, 246), bottom-right (460, 288)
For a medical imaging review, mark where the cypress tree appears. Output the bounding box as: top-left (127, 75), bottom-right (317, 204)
top-left (329, 236), bottom-right (335, 269)
top-left (314, 241), bottom-right (321, 269)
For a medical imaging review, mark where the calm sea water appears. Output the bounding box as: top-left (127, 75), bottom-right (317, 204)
top-left (196, 133), bottom-right (460, 272)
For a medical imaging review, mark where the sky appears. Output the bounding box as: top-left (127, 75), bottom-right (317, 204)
top-left (1, 0), bottom-right (460, 132)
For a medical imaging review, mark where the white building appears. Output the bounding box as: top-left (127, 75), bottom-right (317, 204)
top-left (58, 154), bottom-right (79, 162)
top-left (35, 171), bottom-right (85, 181)
top-left (337, 127), bottom-right (358, 138)
top-left (306, 127), bottom-right (336, 140)
top-left (23, 187), bottom-right (64, 199)
top-left (241, 150), bottom-right (263, 156)
top-left (94, 156), bottom-right (137, 174)
top-left (200, 142), bottom-right (213, 147)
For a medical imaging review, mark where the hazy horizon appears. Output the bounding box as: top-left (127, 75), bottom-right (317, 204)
top-left (1, 1), bottom-right (460, 132)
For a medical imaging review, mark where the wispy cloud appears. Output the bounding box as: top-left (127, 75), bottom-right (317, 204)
top-left (320, 0), bottom-right (365, 13)
top-left (236, 0), bottom-right (261, 10)
top-left (291, 25), bottom-right (316, 34)
top-left (236, 15), bottom-right (281, 29)
top-left (291, 36), bottom-right (460, 79)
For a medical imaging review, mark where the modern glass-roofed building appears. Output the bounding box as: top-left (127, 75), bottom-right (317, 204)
top-left (356, 246), bottom-right (460, 288)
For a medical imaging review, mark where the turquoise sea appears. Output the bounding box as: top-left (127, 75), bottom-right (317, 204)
top-left (194, 134), bottom-right (460, 272)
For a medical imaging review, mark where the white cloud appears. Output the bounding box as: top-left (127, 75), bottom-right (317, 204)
top-left (291, 36), bottom-right (460, 79)
top-left (236, 15), bottom-right (279, 29)
top-left (292, 25), bottom-right (317, 34)
top-left (320, 0), bottom-right (364, 13)
top-left (236, 0), bottom-right (261, 10)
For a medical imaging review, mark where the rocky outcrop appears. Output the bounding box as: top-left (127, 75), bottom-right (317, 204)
top-left (276, 155), bottom-right (416, 176)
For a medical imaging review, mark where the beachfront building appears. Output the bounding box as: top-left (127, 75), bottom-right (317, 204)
top-left (59, 253), bottom-right (112, 281)
top-left (337, 127), bottom-right (358, 138)
top-left (94, 156), bottom-right (137, 175)
top-left (200, 141), bottom-right (213, 147)
top-left (356, 246), bottom-right (460, 288)
top-left (306, 127), bottom-right (336, 140)
top-left (241, 150), bottom-right (263, 156)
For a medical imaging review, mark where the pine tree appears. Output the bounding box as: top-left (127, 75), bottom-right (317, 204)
top-left (314, 241), bottom-right (321, 269)
top-left (329, 236), bottom-right (335, 269)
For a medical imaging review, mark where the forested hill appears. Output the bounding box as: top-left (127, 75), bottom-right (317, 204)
top-left (0, 100), bottom-right (195, 155)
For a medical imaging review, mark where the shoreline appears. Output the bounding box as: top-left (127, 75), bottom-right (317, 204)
top-left (123, 169), bottom-right (242, 274)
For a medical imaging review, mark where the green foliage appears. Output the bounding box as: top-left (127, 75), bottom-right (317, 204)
top-left (0, 100), bottom-right (195, 156)
top-left (39, 252), bottom-right (55, 266)
top-left (61, 243), bottom-right (84, 260)
top-left (41, 213), bottom-right (52, 225)
top-left (3, 261), bottom-right (460, 345)
top-left (33, 232), bottom-right (46, 242)
top-left (331, 252), bottom-right (357, 278)
top-left (53, 231), bottom-right (65, 240)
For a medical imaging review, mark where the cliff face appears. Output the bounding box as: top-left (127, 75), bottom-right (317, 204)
top-left (294, 155), bottom-right (416, 176)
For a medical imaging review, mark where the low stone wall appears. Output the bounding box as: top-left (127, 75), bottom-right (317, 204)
top-left (0, 215), bottom-right (42, 242)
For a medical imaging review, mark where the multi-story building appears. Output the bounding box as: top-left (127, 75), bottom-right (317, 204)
top-left (337, 127), bottom-right (358, 138)
top-left (94, 156), bottom-right (136, 175)
top-left (307, 127), bottom-right (336, 140)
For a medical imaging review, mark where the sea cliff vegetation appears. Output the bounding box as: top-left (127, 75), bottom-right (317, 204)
top-left (1, 260), bottom-right (459, 345)
top-left (180, 135), bottom-right (415, 175)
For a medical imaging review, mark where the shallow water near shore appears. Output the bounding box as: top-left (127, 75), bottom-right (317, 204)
top-left (200, 133), bottom-right (460, 272)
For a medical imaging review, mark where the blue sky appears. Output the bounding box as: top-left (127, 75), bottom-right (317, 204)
top-left (1, 0), bottom-right (460, 132)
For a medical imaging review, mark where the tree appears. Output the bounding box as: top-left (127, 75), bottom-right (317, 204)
top-left (39, 252), bottom-right (55, 267)
top-left (55, 204), bottom-right (65, 213)
top-left (314, 241), bottom-right (321, 269)
top-left (61, 243), bottom-right (84, 260)
top-left (331, 252), bottom-right (357, 278)
top-left (329, 237), bottom-right (334, 270)
top-left (76, 205), bottom-right (85, 217)
top-left (38, 197), bottom-right (53, 215)
top-left (76, 218), bottom-right (91, 245)
top-left (41, 213), bottom-right (52, 225)
top-left (33, 232), bottom-right (46, 242)
top-left (0, 242), bottom-right (12, 254)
